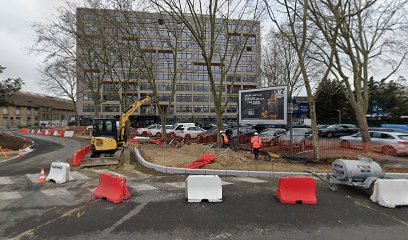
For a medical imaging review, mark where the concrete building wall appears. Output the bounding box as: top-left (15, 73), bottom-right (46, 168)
top-left (76, 8), bottom-right (261, 126)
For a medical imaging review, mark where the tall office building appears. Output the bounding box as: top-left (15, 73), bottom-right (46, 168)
top-left (76, 8), bottom-right (261, 126)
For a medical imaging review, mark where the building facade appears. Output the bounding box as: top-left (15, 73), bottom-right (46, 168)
top-left (76, 8), bottom-right (261, 126)
top-left (0, 91), bottom-right (75, 128)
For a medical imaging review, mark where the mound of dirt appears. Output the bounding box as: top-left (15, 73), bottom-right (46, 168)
top-left (137, 143), bottom-right (333, 172)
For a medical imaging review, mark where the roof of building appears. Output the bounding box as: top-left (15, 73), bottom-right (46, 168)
top-left (8, 91), bottom-right (75, 111)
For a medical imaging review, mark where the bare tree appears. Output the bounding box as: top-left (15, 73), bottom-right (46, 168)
top-left (149, 0), bottom-right (261, 146)
top-left (262, 29), bottom-right (303, 98)
top-left (263, 0), bottom-right (342, 161)
top-left (307, 0), bottom-right (408, 151)
top-left (40, 58), bottom-right (80, 125)
top-left (32, 2), bottom-right (106, 119)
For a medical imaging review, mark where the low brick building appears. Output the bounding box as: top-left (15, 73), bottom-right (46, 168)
top-left (0, 91), bottom-right (75, 128)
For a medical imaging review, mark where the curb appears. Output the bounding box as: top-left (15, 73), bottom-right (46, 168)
top-left (134, 148), bottom-right (320, 178)
top-left (133, 148), bottom-right (408, 178)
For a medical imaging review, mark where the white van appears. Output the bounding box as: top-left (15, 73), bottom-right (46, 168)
top-left (166, 123), bottom-right (196, 138)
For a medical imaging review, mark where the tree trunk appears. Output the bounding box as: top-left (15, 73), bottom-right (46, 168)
top-left (215, 106), bottom-right (223, 148)
top-left (308, 99), bottom-right (320, 162)
top-left (355, 106), bottom-right (371, 152)
top-left (160, 113), bottom-right (167, 146)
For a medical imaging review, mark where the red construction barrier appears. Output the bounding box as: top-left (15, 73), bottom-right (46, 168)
top-left (18, 128), bottom-right (29, 133)
top-left (151, 139), bottom-right (161, 145)
top-left (276, 177), bottom-right (317, 205)
top-left (58, 131), bottom-right (64, 137)
top-left (70, 145), bottom-right (92, 166)
top-left (127, 138), bottom-right (138, 142)
top-left (41, 130), bottom-right (46, 135)
top-left (94, 173), bottom-right (131, 204)
top-left (48, 130), bottom-right (54, 136)
top-left (184, 154), bottom-right (216, 169)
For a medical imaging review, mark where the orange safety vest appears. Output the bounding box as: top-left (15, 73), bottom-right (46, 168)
top-left (222, 133), bottom-right (229, 143)
top-left (251, 136), bottom-right (262, 148)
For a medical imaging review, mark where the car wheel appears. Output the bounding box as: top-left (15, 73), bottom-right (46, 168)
top-left (340, 140), bottom-right (350, 149)
top-left (382, 145), bottom-right (397, 155)
top-left (156, 132), bottom-right (162, 137)
top-left (142, 131), bottom-right (148, 136)
top-left (327, 132), bottom-right (333, 138)
top-left (184, 134), bottom-right (191, 141)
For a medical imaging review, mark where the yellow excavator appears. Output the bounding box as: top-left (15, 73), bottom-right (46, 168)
top-left (82, 95), bottom-right (151, 167)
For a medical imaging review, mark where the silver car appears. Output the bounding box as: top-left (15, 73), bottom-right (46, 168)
top-left (340, 131), bottom-right (408, 155)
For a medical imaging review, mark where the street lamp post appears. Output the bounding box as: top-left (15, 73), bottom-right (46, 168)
top-left (337, 110), bottom-right (342, 124)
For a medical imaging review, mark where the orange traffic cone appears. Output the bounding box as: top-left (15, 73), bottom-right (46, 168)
top-left (38, 168), bottom-right (46, 183)
top-left (18, 149), bottom-right (24, 157)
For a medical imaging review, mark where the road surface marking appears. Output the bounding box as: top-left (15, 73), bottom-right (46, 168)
top-left (71, 171), bottom-right (91, 180)
top-left (166, 182), bottom-right (186, 189)
top-left (92, 169), bottom-right (127, 178)
top-left (127, 182), bottom-right (158, 191)
top-left (0, 176), bottom-right (13, 185)
top-left (221, 181), bottom-right (233, 185)
top-left (25, 173), bottom-right (39, 183)
top-left (235, 177), bottom-right (267, 183)
top-left (0, 191), bottom-right (22, 200)
top-left (41, 188), bottom-right (71, 197)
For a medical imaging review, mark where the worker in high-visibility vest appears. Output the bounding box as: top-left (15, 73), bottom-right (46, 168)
top-left (220, 130), bottom-right (230, 148)
top-left (250, 132), bottom-right (262, 160)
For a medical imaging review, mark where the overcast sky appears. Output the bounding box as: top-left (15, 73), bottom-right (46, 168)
top-left (0, 1), bottom-right (406, 98)
top-left (0, 0), bottom-right (68, 95)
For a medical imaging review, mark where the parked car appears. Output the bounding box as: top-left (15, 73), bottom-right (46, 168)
top-left (368, 127), bottom-right (408, 133)
top-left (197, 127), bottom-right (224, 143)
top-left (149, 125), bottom-right (172, 137)
top-left (136, 124), bottom-right (161, 136)
top-left (340, 131), bottom-right (408, 155)
top-left (167, 123), bottom-right (196, 138)
top-left (231, 129), bottom-right (258, 144)
top-left (259, 128), bottom-right (287, 142)
top-left (319, 124), bottom-right (359, 138)
top-left (276, 128), bottom-right (312, 148)
top-left (178, 126), bottom-right (206, 140)
top-left (317, 124), bottom-right (330, 130)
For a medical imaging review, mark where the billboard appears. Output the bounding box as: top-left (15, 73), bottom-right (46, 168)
top-left (239, 86), bottom-right (288, 125)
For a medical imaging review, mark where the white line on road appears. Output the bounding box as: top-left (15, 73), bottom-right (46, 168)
top-left (235, 177), bottom-right (267, 183)
top-left (222, 181), bottom-right (233, 185)
top-left (0, 191), bottom-right (22, 200)
top-left (127, 182), bottom-right (158, 192)
top-left (41, 188), bottom-right (71, 197)
top-left (71, 171), bottom-right (91, 180)
top-left (0, 176), bottom-right (13, 185)
top-left (25, 173), bottom-right (39, 183)
top-left (166, 182), bottom-right (186, 189)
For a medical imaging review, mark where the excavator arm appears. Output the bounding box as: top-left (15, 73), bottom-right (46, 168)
top-left (117, 95), bottom-right (151, 145)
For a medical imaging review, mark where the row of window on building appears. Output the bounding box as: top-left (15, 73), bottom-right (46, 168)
top-left (83, 103), bottom-right (237, 113)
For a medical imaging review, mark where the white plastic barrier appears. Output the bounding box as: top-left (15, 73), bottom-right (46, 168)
top-left (31, 129), bottom-right (35, 134)
top-left (53, 131), bottom-right (59, 136)
top-left (370, 179), bottom-right (408, 208)
top-left (46, 162), bottom-right (74, 184)
top-left (186, 175), bottom-right (222, 203)
top-left (64, 131), bottom-right (75, 138)
top-left (45, 130), bottom-right (49, 135)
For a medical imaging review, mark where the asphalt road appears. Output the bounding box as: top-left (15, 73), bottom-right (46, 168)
top-left (0, 134), bottom-right (407, 240)
top-left (0, 133), bottom-right (86, 176)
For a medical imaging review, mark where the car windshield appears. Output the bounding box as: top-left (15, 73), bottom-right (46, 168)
top-left (398, 135), bottom-right (408, 141)
top-left (327, 125), bottom-right (338, 129)
top-left (168, 124), bottom-right (178, 130)
top-left (291, 129), bottom-right (310, 136)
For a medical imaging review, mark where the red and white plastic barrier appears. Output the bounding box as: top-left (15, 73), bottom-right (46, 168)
top-left (276, 177), bottom-right (317, 205)
top-left (70, 145), bottom-right (92, 166)
top-left (94, 173), bottom-right (131, 204)
top-left (27, 129), bottom-right (76, 138)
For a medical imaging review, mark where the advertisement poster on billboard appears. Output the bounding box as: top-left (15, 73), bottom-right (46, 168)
top-left (239, 86), bottom-right (288, 125)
